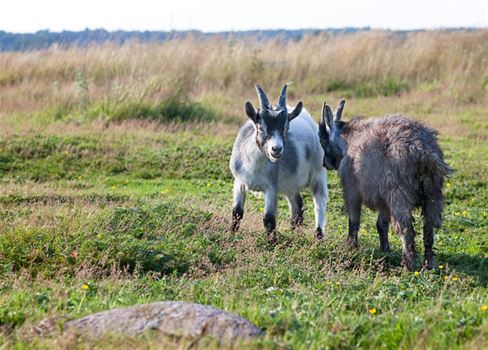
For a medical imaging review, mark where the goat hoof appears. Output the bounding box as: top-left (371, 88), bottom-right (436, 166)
top-left (401, 257), bottom-right (416, 272)
top-left (267, 231), bottom-right (277, 244)
top-left (263, 213), bottom-right (276, 234)
top-left (230, 220), bottom-right (240, 232)
top-left (346, 237), bottom-right (358, 248)
top-left (291, 217), bottom-right (304, 230)
top-left (423, 257), bottom-right (435, 270)
top-left (402, 264), bottom-right (416, 272)
top-left (314, 227), bottom-right (324, 240)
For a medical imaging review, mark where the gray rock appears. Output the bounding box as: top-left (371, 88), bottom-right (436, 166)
top-left (63, 301), bottom-right (263, 343)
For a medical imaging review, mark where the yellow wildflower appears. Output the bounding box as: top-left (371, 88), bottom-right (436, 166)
top-left (446, 182), bottom-right (451, 188)
top-left (480, 305), bottom-right (488, 312)
top-left (259, 207), bottom-right (264, 212)
top-left (368, 307), bottom-right (377, 315)
top-left (414, 271), bottom-right (420, 276)
top-left (111, 185), bottom-right (116, 190)
top-left (81, 284), bottom-right (89, 290)
top-left (462, 210), bottom-right (468, 217)
top-left (438, 265), bottom-right (444, 270)
top-left (452, 276), bottom-right (459, 281)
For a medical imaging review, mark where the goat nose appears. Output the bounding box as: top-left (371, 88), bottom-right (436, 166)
top-left (272, 145), bottom-right (282, 153)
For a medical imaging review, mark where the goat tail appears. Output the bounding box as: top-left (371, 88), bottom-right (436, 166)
top-left (420, 152), bottom-right (451, 229)
top-left (426, 152), bottom-right (454, 179)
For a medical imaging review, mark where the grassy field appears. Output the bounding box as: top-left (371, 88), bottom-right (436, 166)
top-left (0, 31), bottom-right (487, 349)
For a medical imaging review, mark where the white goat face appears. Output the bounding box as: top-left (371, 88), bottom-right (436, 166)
top-left (245, 84), bottom-right (303, 163)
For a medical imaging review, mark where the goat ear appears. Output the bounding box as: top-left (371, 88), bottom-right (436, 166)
top-left (245, 101), bottom-right (259, 123)
top-left (335, 99), bottom-right (346, 121)
top-left (318, 117), bottom-right (329, 140)
top-left (322, 101), bottom-right (335, 131)
top-left (288, 101), bottom-right (303, 121)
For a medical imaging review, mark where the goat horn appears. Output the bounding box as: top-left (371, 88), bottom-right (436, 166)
top-left (278, 84), bottom-right (287, 109)
top-left (335, 99), bottom-right (346, 121)
top-left (255, 85), bottom-right (271, 110)
top-left (321, 101), bottom-right (328, 125)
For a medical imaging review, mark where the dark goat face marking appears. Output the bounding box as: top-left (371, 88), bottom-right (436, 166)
top-left (319, 126), bottom-right (344, 170)
top-left (254, 108), bottom-right (289, 163)
top-left (318, 100), bottom-right (347, 171)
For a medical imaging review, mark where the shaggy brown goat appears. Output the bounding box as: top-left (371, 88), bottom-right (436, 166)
top-left (318, 100), bottom-right (452, 270)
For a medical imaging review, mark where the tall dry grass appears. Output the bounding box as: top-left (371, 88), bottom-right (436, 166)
top-left (0, 30), bottom-right (487, 127)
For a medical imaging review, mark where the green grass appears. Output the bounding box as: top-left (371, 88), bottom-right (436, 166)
top-left (34, 92), bottom-right (218, 125)
top-left (320, 77), bottom-right (411, 98)
top-left (86, 94), bottom-right (217, 123)
top-left (0, 123), bottom-right (487, 349)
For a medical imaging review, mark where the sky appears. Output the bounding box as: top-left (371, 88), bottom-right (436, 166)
top-left (0, 0), bottom-right (486, 33)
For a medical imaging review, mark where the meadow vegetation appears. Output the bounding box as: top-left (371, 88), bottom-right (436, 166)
top-left (0, 30), bottom-right (487, 349)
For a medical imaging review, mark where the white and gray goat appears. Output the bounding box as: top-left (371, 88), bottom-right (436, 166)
top-left (229, 84), bottom-right (328, 240)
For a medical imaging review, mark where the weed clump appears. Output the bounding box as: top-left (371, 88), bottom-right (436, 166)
top-left (88, 93), bottom-right (216, 123)
top-left (354, 77), bottom-right (410, 97)
top-left (325, 76), bottom-right (410, 97)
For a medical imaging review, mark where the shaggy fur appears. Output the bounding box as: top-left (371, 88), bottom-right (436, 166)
top-left (319, 100), bottom-right (452, 270)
